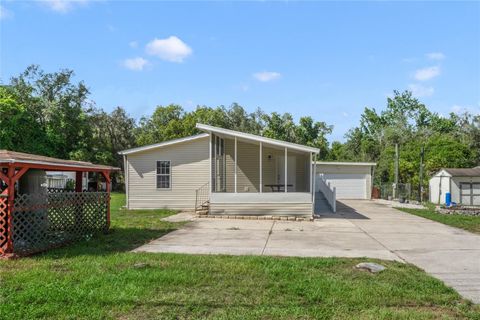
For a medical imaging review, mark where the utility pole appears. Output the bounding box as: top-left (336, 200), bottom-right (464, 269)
top-left (419, 146), bottom-right (424, 203)
top-left (394, 143), bottom-right (399, 199)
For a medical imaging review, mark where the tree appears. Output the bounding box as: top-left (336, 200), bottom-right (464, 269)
top-left (90, 107), bottom-right (137, 167)
top-left (8, 65), bottom-right (93, 160)
top-left (0, 86), bottom-right (47, 153)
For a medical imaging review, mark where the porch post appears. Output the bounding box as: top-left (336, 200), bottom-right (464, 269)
top-left (312, 156), bottom-right (317, 202)
top-left (234, 137), bottom-right (237, 193)
top-left (259, 142), bottom-right (262, 193)
top-left (209, 134), bottom-right (212, 193)
top-left (101, 171), bottom-right (111, 230)
top-left (284, 147), bottom-right (287, 193)
top-left (309, 152), bottom-right (312, 193)
top-left (75, 171), bottom-right (83, 192)
top-left (5, 166), bottom-right (15, 254)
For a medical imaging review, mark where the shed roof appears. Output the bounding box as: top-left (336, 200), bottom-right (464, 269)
top-left (196, 123), bottom-right (320, 153)
top-left (0, 150), bottom-right (120, 172)
top-left (119, 134), bottom-right (209, 155)
top-left (442, 167), bottom-right (480, 177)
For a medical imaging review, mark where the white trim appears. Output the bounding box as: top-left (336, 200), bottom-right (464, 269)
top-left (284, 147), bottom-right (287, 193)
top-left (119, 133), bottom-right (209, 155)
top-left (312, 157), bottom-right (317, 213)
top-left (156, 160), bottom-right (172, 190)
top-left (196, 123), bottom-right (320, 153)
top-left (316, 161), bottom-right (376, 166)
top-left (259, 142), bottom-right (263, 193)
top-left (209, 134), bottom-right (212, 194)
top-left (309, 153), bottom-right (312, 193)
top-left (124, 155), bottom-right (129, 209)
top-left (234, 136), bottom-right (237, 193)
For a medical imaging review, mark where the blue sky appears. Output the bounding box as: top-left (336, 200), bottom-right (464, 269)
top-left (1, 1), bottom-right (479, 142)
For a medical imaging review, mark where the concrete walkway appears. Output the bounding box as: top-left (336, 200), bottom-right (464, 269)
top-left (134, 200), bottom-right (480, 303)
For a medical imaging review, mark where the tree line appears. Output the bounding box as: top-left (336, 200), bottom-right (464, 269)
top-left (1, 65), bottom-right (479, 193)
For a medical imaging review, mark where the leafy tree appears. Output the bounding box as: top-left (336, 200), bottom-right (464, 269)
top-left (8, 65), bottom-right (93, 160)
top-left (0, 86), bottom-right (47, 153)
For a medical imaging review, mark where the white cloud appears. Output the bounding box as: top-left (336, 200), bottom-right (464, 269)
top-left (451, 105), bottom-right (480, 115)
top-left (122, 57), bottom-right (149, 71)
top-left (342, 112), bottom-right (349, 117)
top-left (414, 66), bottom-right (441, 81)
top-left (40, 0), bottom-right (89, 13)
top-left (145, 36), bottom-right (192, 63)
top-left (426, 52), bottom-right (446, 60)
top-left (253, 71), bottom-right (282, 82)
top-left (408, 84), bottom-right (434, 97)
top-left (0, 5), bottom-right (13, 20)
top-left (129, 41), bottom-right (138, 48)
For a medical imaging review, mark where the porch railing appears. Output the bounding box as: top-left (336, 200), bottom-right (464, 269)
top-left (316, 174), bottom-right (336, 212)
top-left (195, 182), bottom-right (210, 214)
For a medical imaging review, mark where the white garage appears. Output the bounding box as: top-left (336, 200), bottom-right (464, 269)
top-left (316, 162), bottom-right (376, 199)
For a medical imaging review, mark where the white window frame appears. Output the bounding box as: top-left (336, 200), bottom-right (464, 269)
top-left (156, 160), bottom-right (171, 190)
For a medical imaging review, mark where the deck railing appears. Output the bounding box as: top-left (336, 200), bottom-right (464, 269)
top-left (316, 174), bottom-right (336, 212)
top-left (195, 182), bottom-right (210, 214)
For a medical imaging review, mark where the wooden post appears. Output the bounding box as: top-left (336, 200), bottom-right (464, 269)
top-left (101, 171), bottom-right (111, 230)
top-left (75, 171), bottom-right (83, 192)
top-left (5, 166), bottom-right (15, 255)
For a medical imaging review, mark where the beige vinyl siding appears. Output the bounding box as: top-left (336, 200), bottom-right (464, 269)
top-left (224, 139), bottom-right (261, 193)
top-left (223, 139), bottom-right (311, 193)
top-left (126, 136), bottom-right (209, 210)
top-left (451, 176), bottom-right (480, 204)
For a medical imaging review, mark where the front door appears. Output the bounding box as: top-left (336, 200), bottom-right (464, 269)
top-left (277, 156), bottom-right (296, 192)
top-left (460, 183), bottom-right (480, 206)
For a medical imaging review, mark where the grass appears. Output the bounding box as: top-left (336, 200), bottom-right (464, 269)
top-left (0, 193), bottom-right (478, 319)
top-left (398, 206), bottom-right (480, 235)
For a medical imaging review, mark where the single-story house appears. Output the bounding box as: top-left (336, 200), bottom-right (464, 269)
top-left (119, 124), bottom-right (375, 216)
top-left (429, 167), bottom-right (480, 206)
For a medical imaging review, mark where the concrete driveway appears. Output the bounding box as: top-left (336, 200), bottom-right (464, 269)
top-left (134, 200), bottom-right (480, 303)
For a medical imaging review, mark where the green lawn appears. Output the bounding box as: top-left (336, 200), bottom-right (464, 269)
top-left (398, 207), bottom-right (480, 235)
top-left (0, 193), bottom-right (479, 319)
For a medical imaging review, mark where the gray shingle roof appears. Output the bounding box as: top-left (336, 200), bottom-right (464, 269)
top-left (443, 166), bottom-right (480, 177)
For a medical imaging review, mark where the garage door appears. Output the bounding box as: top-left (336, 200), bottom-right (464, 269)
top-left (322, 174), bottom-right (367, 199)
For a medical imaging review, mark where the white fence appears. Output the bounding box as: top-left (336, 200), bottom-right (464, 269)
top-left (316, 174), bottom-right (336, 212)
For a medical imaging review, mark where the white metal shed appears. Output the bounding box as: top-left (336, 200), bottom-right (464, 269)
top-left (429, 167), bottom-right (480, 205)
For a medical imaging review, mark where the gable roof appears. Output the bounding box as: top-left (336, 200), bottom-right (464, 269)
top-left (442, 167), bottom-right (480, 177)
top-left (118, 133), bottom-right (209, 155)
top-left (196, 123), bottom-right (320, 153)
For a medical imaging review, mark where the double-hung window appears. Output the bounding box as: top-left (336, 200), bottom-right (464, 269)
top-left (156, 160), bottom-right (171, 189)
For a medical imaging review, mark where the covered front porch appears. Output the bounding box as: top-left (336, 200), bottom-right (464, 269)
top-left (196, 124), bottom-right (319, 216)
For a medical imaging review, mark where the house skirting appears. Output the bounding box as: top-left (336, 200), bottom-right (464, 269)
top-left (209, 192), bottom-right (313, 216)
